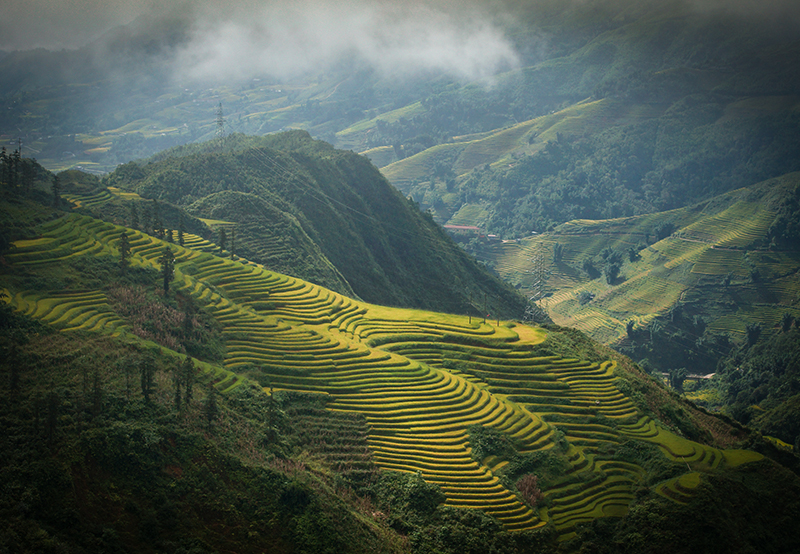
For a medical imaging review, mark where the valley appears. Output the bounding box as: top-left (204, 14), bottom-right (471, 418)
top-left (2, 0), bottom-right (800, 551)
top-left (1, 195), bottom-right (788, 552)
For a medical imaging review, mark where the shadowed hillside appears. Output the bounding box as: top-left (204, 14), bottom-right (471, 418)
top-left (2, 192), bottom-right (799, 553)
top-left (81, 132), bottom-right (531, 319)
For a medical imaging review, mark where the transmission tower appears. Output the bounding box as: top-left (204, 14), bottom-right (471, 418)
top-left (527, 244), bottom-right (551, 314)
top-left (215, 102), bottom-right (225, 139)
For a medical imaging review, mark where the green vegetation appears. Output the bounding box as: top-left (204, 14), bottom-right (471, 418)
top-left (2, 186), bottom-right (799, 553)
top-left (695, 327), bottom-right (800, 444)
top-left (95, 132), bottom-right (528, 318)
top-left (3, 2), bottom-right (800, 550)
top-left (479, 173), bottom-right (800, 360)
top-left (475, 174), bottom-right (800, 438)
top-left (4, 1), bottom-right (798, 231)
top-left (396, 96), bottom-right (800, 234)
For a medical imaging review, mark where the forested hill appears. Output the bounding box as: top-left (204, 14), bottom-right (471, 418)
top-left (101, 131), bottom-right (530, 318)
top-left (381, 1), bottom-right (800, 235)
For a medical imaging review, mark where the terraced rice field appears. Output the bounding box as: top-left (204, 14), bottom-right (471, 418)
top-left (63, 188), bottom-right (114, 208)
top-left (2, 212), bottom-right (765, 538)
top-left (484, 182), bottom-right (800, 351)
top-left (655, 472), bottom-right (702, 504)
top-left (680, 201), bottom-right (774, 249)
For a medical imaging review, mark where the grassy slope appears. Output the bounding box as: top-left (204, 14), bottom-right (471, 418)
top-left (0, 326), bottom-right (407, 554)
top-left (2, 197), bottom-right (798, 552)
top-left (372, 4), bottom-right (800, 230)
top-left (479, 173), bottom-right (800, 346)
top-left (381, 98), bottom-right (624, 189)
top-left (99, 132), bottom-right (529, 319)
top-left (383, 91), bottom-right (800, 229)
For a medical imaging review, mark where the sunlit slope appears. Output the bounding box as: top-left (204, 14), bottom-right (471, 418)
top-left (481, 174), bottom-right (800, 345)
top-left (381, 97), bottom-right (640, 191)
top-left (3, 211), bottom-right (763, 538)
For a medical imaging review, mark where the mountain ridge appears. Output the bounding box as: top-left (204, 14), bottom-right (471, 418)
top-left (70, 132), bottom-right (532, 319)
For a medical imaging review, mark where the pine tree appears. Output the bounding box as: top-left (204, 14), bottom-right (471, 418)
top-left (266, 386), bottom-right (276, 442)
top-left (140, 359), bottom-right (155, 403)
top-left (160, 247), bottom-right (175, 294)
top-left (152, 199), bottom-right (162, 236)
top-left (119, 232), bottom-right (131, 274)
top-left (781, 312), bottom-right (795, 333)
top-left (21, 159), bottom-right (35, 195)
top-left (10, 149), bottom-right (20, 192)
top-left (230, 227), bottom-right (236, 260)
top-left (0, 147), bottom-right (7, 190)
top-left (178, 214), bottom-right (185, 246)
top-left (204, 384), bottom-right (219, 428)
top-left (122, 358), bottom-right (134, 400)
top-left (218, 227), bottom-right (227, 255)
top-left (130, 203), bottom-right (140, 230)
top-left (51, 174), bottom-right (61, 208)
top-left (182, 302), bottom-right (194, 341)
top-left (173, 365), bottom-right (182, 410)
top-left (184, 357), bottom-right (195, 405)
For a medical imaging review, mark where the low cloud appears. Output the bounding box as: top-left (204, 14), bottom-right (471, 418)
top-left (172, 0), bottom-right (521, 83)
top-left (4, 0), bottom-right (798, 84)
top-left (0, 0), bottom-right (160, 50)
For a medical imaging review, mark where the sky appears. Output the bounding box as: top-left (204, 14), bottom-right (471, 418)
top-left (2, 0), bottom-right (798, 83)
top-left (4, 0), bottom-right (800, 51)
top-left (0, 0), bottom-right (161, 50)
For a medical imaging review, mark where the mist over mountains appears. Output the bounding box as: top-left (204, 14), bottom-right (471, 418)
top-left (2, 2), bottom-right (800, 552)
top-left (4, 0), bottom-right (800, 84)
top-left (2, 0), bottom-right (520, 83)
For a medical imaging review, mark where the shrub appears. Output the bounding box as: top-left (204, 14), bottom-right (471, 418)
top-left (517, 474), bottom-right (544, 507)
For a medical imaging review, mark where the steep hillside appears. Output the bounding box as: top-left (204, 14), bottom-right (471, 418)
top-left (4, 0), bottom-right (798, 217)
top-left (472, 173), bottom-right (800, 434)
top-left (88, 132), bottom-right (530, 319)
top-left (2, 197), bottom-right (798, 552)
top-left (387, 92), bottom-right (800, 232)
top-left (363, 2), bottom-right (800, 231)
top-left (478, 173), bottom-right (800, 345)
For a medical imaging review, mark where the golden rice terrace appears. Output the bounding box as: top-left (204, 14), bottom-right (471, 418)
top-left (2, 208), bottom-right (763, 542)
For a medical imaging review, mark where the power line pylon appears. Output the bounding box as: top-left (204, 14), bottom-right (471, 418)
top-left (526, 244), bottom-right (551, 320)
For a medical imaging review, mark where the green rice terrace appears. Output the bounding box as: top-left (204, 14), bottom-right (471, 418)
top-left (478, 173), bottom-right (800, 349)
top-left (1, 206), bottom-right (771, 543)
